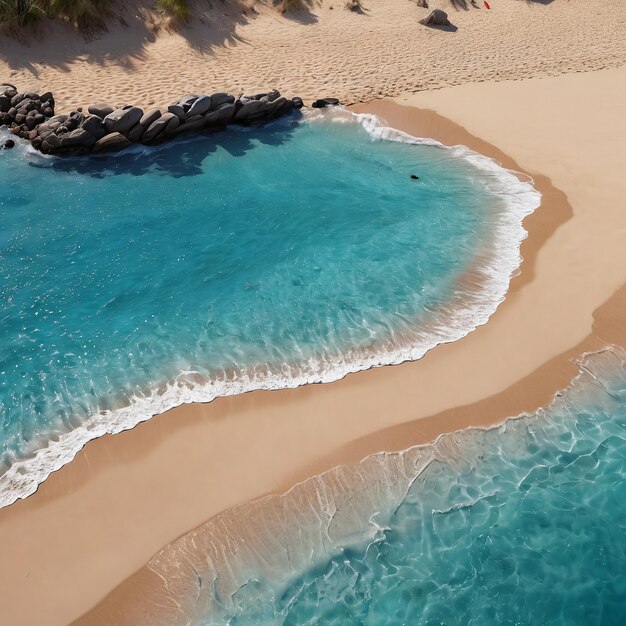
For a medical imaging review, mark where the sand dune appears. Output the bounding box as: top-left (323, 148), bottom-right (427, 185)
top-left (1, 0), bottom-right (625, 111)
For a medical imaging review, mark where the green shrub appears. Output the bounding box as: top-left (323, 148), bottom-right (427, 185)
top-left (46, 0), bottom-right (113, 29)
top-left (0, 0), bottom-right (45, 28)
top-left (155, 0), bottom-right (189, 22)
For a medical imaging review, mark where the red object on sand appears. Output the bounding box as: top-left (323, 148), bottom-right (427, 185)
top-left (484, 0), bottom-right (491, 8)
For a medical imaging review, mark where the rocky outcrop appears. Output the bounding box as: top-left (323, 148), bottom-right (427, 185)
top-left (0, 84), bottom-right (55, 143)
top-left (0, 86), bottom-right (307, 156)
top-left (419, 9), bottom-right (451, 26)
top-left (311, 97), bottom-right (340, 108)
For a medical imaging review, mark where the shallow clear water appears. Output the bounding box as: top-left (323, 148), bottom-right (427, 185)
top-left (150, 348), bottom-right (626, 626)
top-left (0, 111), bottom-right (537, 505)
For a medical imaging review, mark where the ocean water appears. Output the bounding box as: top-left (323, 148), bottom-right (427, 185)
top-left (0, 109), bottom-right (538, 506)
top-left (142, 347), bottom-right (626, 626)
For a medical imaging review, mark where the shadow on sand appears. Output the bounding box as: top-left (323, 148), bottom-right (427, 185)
top-left (0, 0), bottom-right (255, 75)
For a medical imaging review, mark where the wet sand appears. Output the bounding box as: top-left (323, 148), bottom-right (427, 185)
top-left (1, 64), bottom-right (625, 625)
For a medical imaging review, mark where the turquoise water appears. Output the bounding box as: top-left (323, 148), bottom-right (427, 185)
top-left (150, 347), bottom-right (626, 626)
top-left (0, 110), bottom-right (537, 505)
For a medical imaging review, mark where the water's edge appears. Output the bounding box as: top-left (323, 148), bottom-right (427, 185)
top-left (102, 345), bottom-right (625, 626)
top-left (0, 110), bottom-right (540, 508)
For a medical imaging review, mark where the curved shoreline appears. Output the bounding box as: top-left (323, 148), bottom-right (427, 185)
top-left (0, 108), bottom-right (539, 509)
top-left (1, 67), bottom-right (625, 626)
top-left (74, 344), bottom-right (626, 626)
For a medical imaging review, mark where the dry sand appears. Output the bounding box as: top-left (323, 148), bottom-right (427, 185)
top-left (1, 0), bottom-right (625, 111)
top-left (1, 1), bottom-right (626, 623)
top-left (0, 62), bottom-right (624, 625)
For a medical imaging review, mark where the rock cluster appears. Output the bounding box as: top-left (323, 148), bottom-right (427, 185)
top-left (0, 86), bottom-right (308, 156)
top-left (1, 83), bottom-right (56, 142)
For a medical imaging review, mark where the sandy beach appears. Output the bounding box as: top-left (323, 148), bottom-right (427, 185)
top-left (1, 1), bottom-right (626, 624)
top-left (1, 0), bottom-right (625, 111)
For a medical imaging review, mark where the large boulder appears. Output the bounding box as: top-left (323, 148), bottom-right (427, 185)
top-left (126, 123), bottom-right (145, 143)
top-left (88, 104), bottom-right (114, 119)
top-left (203, 103), bottom-right (236, 127)
top-left (167, 103), bottom-right (186, 120)
top-left (177, 95), bottom-right (199, 110)
top-left (139, 108), bottom-right (161, 128)
top-left (209, 93), bottom-right (235, 109)
top-left (187, 95), bottom-right (212, 118)
top-left (81, 115), bottom-right (107, 140)
top-left (57, 128), bottom-right (97, 148)
top-left (0, 94), bottom-right (11, 113)
top-left (103, 107), bottom-right (144, 135)
top-left (142, 112), bottom-right (180, 143)
top-left (311, 97), bottom-right (340, 108)
top-left (233, 99), bottom-right (268, 122)
top-left (419, 9), bottom-right (451, 26)
top-left (94, 132), bottom-right (132, 153)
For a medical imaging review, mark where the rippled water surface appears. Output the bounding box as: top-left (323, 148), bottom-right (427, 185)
top-left (0, 111), bottom-right (537, 504)
top-left (148, 348), bottom-right (626, 626)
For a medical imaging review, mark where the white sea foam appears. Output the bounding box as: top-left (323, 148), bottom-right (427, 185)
top-left (122, 346), bottom-right (626, 625)
top-left (0, 109), bottom-right (541, 509)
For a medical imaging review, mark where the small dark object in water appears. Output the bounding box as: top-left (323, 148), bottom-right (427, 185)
top-left (312, 98), bottom-right (340, 108)
top-left (4, 139), bottom-right (15, 149)
top-left (410, 174), bottom-right (419, 180)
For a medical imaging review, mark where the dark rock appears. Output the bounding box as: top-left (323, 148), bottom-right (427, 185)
top-left (10, 93), bottom-right (27, 107)
top-left (104, 107), bottom-right (143, 135)
top-left (31, 137), bottom-right (43, 150)
top-left (292, 96), bottom-right (304, 109)
top-left (311, 98), bottom-right (340, 108)
top-left (58, 128), bottom-right (97, 148)
top-left (209, 93), bottom-right (235, 109)
top-left (187, 95), bottom-right (212, 118)
top-left (267, 96), bottom-right (295, 119)
top-left (163, 114), bottom-right (181, 136)
top-left (64, 116), bottom-right (80, 132)
top-left (47, 114), bottom-right (68, 126)
top-left (14, 113), bottom-right (26, 125)
top-left (81, 115), bottom-right (106, 139)
top-left (0, 95), bottom-right (11, 113)
top-left (3, 139), bottom-right (15, 149)
top-left (42, 106), bottom-right (54, 118)
top-left (172, 114), bottom-right (206, 135)
top-left (40, 91), bottom-right (54, 105)
top-left (93, 132), bottom-right (132, 153)
top-left (234, 99), bottom-right (267, 122)
top-left (0, 83), bottom-right (17, 91)
top-left (88, 104), bottom-right (114, 119)
top-left (139, 108), bottom-right (161, 128)
top-left (24, 116), bottom-right (38, 130)
top-left (1, 87), bottom-right (18, 100)
top-left (167, 104), bottom-right (186, 121)
top-left (142, 112), bottom-right (179, 143)
top-left (177, 95), bottom-right (199, 110)
top-left (203, 103), bottom-right (236, 127)
top-left (126, 123), bottom-right (145, 143)
top-left (419, 9), bottom-right (451, 26)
